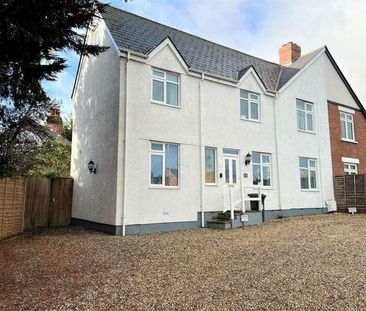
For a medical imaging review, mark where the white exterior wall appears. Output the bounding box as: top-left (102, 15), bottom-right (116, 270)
top-left (71, 21), bottom-right (121, 225)
top-left (276, 54), bottom-right (335, 210)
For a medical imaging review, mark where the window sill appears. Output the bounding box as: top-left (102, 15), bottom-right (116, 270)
top-left (240, 117), bottom-right (261, 123)
top-left (300, 189), bottom-right (319, 192)
top-left (297, 129), bottom-right (316, 135)
top-left (205, 183), bottom-right (218, 187)
top-left (341, 138), bottom-right (358, 144)
top-left (151, 101), bottom-right (181, 109)
top-left (149, 186), bottom-right (180, 190)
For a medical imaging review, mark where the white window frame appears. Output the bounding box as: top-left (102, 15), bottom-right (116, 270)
top-left (252, 152), bottom-right (272, 188)
top-left (151, 69), bottom-right (180, 107)
top-left (149, 142), bottom-right (180, 188)
top-left (205, 147), bottom-right (217, 185)
top-left (299, 157), bottom-right (318, 191)
top-left (340, 111), bottom-right (356, 142)
top-left (296, 99), bottom-right (315, 133)
top-left (344, 163), bottom-right (358, 175)
top-left (240, 90), bottom-right (260, 121)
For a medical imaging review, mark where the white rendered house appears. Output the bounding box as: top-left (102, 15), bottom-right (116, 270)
top-left (71, 5), bottom-right (360, 235)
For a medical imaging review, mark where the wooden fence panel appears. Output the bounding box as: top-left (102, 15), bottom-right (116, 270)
top-left (24, 177), bottom-right (51, 230)
top-left (334, 175), bottom-right (366, 213)
top-left (0, 178), bottom-right (25, 239)
top-left (49, 177), bottom-right (73, 226)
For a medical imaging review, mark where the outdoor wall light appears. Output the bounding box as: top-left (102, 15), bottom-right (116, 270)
top-left (88, 159), bottom-right (97, 174)
top-left (245, 153), bottom-right (252, 166)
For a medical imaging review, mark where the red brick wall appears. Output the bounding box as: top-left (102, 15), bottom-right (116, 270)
top-left (328, 102), bottom-right (366, 175)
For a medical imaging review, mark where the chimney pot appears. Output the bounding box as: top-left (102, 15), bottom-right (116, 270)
top-left (279, 42), bottom-right (301, 65)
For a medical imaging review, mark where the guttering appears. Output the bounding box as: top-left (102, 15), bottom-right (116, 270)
top-left (199, 72), bottom-right (205, 227)
top-left (122, 51), bottom-right (131, 236)
top-left (120, 48), bottom-right (149, 59)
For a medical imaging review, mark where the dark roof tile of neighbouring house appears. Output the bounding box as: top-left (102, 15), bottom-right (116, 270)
top-left (101, 5), bottom-right (323, 92)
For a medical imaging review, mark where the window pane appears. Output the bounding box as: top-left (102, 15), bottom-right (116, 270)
top-left (166, 73), bottom-right (178, 83)
top-left (153, 70), bottom-right (164, 78)
top-left (297, 110), bottom-right (306, 130)
top-left (347, 122), bottom-right (354, 140)
top-left (252, 152), bottom-right (260, 163)
top-left (307, 113), bottom-right (314, 131)
top-left (253, 164), bottom-right (261, 185)
top-left (240, 99), bottom-right (249, 119)
top-left (205, 148), bottom-right (216, 183)
top-left (309, 160), bottom-right (316, 168)
top-left (346, 114), bottom-right (353, 121)
top-left (232, 160), bottom-right (237, 184)
top-left (165, 144), bottom-right (178, 186)
top-left (310, 170), bottom-right (317, 189)
top-left (166, 82), bottom-right (178, 106)
top-left (300, 169), bottom-right (309, 189)
top-left (240, 90), bottom-right (248, 99)
top-left (225, 159), bottom-right (230, 183)
top-left (152, 80), bottom-right (164, 102)
top-left (297, 100), bottom-right (305, 110)
top-left (306, 103), bottom-right (313, 112)
top-left (262, 166), bottom-right (271, 186)
top-left (250, 102), bottom-right (259, 120)
top-left (262, 154), bottom-right (270, 163)
top-left (341, 120), bottom-right (347, 139)
top-left (299, 157), bottom-right (308, 168)
top-left (151, 143), bottom-right (163, 151)
top-left (151, 155), bottom-right (163, 184)
top-left (250, 94), bottom-right (258, 100)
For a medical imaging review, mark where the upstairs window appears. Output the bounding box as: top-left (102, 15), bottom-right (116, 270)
top-left (297, 99), bottom-right (314, 132)
top-left (340, 112), bottom-right (355, 141)
top-left (150, 142), bottom-right (179, 187)
top-left (152, 69), bottom-right (179, 107)
top-left (299, 157), bottom-right (317, 190)
top-left (240, 90), bottom-right (260, 121)
top-left (252, 152), bottom-right (271, 187)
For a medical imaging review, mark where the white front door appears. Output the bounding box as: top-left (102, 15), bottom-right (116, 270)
top-left (223, 155), bottom-right (239, 185)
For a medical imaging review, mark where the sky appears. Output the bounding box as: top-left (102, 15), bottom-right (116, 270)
top-left (43, 0), bottom-right (366, 116)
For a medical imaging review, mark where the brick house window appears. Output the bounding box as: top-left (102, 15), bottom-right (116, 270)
top-left (240, 90), bottom-right (260, 121)
top-left (152, 69), bottom-right (179, 107)
top-left (344, 163), bottom-right (358, 175)
top-left (340, 112), bottom-right (355, 141)
top-left (150, 142), bottom-right (179, 187)
top-left (299, 157), bottom-right (317, 190)
top-left (297, 99), bottom-right (314, 132)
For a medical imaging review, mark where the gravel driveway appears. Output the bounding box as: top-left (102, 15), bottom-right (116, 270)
top-left (1, 213), bottom-right (366, 310)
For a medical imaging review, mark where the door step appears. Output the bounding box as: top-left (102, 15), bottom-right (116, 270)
top-left (207, 211), bottom-right (263, 230)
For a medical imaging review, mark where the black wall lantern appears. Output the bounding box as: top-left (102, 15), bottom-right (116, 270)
top-left (245, 153), bottom-right (252, 166)
top-left (88, 159), bottom-right (97, 174)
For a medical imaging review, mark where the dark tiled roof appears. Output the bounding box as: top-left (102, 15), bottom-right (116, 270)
top-left (101, 5), bottom-right (322, 92)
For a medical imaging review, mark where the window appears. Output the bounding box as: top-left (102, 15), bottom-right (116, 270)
top-left (344, 163), bottom-right (358, 175)
top-left (340, 112), bottom-right (355, 141)
top-left (150, 142), bottom-right (179, 187)
top-left (205, 147), bottom-right (216, 184)
top-left (299, 157), bottom-right (317, 190)
top-left (240, 90), bottom-right (260, 121)
top-left (152, 69), bottom-right (179, 107)
top-left (252, 152), bottom-right (271, 187)
top-left (297, 99), bottom-right (314, 132)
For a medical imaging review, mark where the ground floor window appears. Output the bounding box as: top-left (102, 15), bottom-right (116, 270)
top-left (205, 147), bottom-right (216, 184)
top-left (299, 157), bottom-right (317, 190)
top-left (344, 163), bottom-right (358, 175)
top-left (150, 142), bottom-right (179, 187)
top-left (252, 152), bottom-right (271, 187)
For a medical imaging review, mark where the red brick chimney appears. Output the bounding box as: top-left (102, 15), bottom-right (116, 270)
top-left (279, 42), bottom-right (301, 65)
top-left (46, 108), bottom-right (63, 135)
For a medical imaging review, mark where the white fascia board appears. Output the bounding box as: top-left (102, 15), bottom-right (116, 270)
top-left (147, 37), bottom-right (189, 73)
top-left (342, 157), bottom-right (359, 164)
top-left (277, 47), bottom-right (326, 94)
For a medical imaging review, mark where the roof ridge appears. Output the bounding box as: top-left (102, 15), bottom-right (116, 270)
top-left (105, 4), bottom-right (280, 67)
